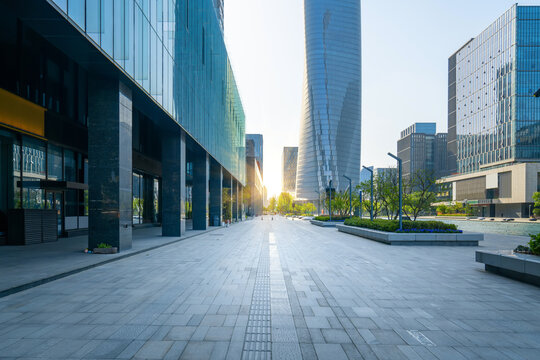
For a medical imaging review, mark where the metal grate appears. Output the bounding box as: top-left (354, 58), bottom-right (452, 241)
top-left (242, 240), bottom-right (271, 360)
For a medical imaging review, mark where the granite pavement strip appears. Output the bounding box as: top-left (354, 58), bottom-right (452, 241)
top-left (0, 217), bottom-right (539, 359)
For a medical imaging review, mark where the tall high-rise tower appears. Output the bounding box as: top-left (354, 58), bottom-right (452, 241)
top-left (296, 0), bottom-right (362, 200)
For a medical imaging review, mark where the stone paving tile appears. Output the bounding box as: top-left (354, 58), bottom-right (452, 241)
top-left (314, 343), bottom-right (349, 360)
top-left (0, 219), bottom-right (539, 359)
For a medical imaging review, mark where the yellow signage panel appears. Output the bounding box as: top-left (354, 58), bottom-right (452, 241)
top-left (0, 88), bottom-right (45, 137)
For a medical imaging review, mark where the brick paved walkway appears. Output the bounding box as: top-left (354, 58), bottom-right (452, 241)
top-left (0, 217), bottom-right (539, 359)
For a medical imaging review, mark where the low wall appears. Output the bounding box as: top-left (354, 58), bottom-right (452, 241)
top-left (476, 250), bottom-right (540, 286)
top-left (310, 220), bottom-right (345, 227)
top-left (336, 224), bottom-right (483, 246)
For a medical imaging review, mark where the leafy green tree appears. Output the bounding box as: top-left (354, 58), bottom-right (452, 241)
top-left (222, 188), bottom-right (232, 221)
top-left (533, 192), bottom-right (540, 217)
top-left (267, 196), bottom-right (277, 213)
top-left (436, 204), bottom-right (448, 215)
top-left (376, 168), bottom-right (399, 219)
top-left (277, 192), bottom-right (293, 214)
top-left (356, 181), bottom-right (382, 219)
top-left (403, 170), bottom-right (437, 221)
top-left (303, 203), bottom-right (316, 215)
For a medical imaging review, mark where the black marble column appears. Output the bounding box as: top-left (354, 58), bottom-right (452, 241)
top-left (161, 132), bottom-right (186, 236)
top-left (88, 78), bottom-right (133, 251)
top-left (209, 160), bottom-right (222, 226)
top-left (192, 152), bottom-right (209, 230)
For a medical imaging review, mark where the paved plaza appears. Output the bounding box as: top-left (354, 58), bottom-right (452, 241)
top-left (0, 217), bottom-right (539, 359)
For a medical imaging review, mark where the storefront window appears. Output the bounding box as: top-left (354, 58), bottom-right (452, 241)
top-left (12, 143), bottom-right (21, 209)
top-left (21, 137), bottom-right (46, 209)
top-left (47, 145), bottom-right (63, 180)
top-left (133, 173), bottom-right (142, 224)
top-left (64, 149), bottom-right (76, 182)
top-left (153, 178), bottom-right (160, 223)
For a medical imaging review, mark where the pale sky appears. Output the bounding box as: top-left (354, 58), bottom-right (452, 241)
top-left (224, 0), bottom-right (539, 198)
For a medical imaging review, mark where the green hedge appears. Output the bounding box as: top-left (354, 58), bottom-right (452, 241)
top-left (313, 215), bottom-right (349, 222)
top-left (343, 217), bottom-right (458, 232)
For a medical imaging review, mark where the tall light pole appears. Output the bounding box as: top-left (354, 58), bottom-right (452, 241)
top-left (315, 190), bottom-right (321, 215)
top-left (359, 190), bottom-right (363, 218)
top-left (328, 180), bottom-right (333, 221)
top-left (388, 153), bottom-right (403, 230)
top-left (343, 175), bottom-right (352, 218)
top-left (362, 166), bottom-right (374, 221)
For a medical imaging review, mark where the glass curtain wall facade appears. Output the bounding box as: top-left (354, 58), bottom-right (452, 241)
top-left (282, 147), bottom-right (298, 194)
top-left (453, 5), bottom-right (540, 175)
top-left (296, 0), bottom-right (362, 200)
top-left (49, 0), bottom-right (245, 185)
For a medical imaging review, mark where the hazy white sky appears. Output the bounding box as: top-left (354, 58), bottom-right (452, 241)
top-left (225, 0), bottom-right (539, 198)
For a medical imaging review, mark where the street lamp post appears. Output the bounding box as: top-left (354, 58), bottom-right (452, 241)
top-left (362, 166), bottom-right (374, 221)
top-left (359, 190), bottom-right (363, 218)
top-left (343, 175), bottom-right (352, 218)
top-left (315, 190), bottom-right (321, 215)
top-left (387, 153), bottom-right (403, 230)
top-left (329, 180), bottom-right (333, 222)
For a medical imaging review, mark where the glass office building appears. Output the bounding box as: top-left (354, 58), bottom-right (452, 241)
top-left (0, 0), bottom-right (245, 250)
top-left (296, 0), bottom-right (362, 200)
top-left (450, 5), bottom-right (540, 174)
top-left (441, 5), bottom-right (540, 218)
top-left (282, 147), bottom-right (298, 195)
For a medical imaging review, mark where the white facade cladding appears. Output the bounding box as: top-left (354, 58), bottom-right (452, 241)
top-left (296, 0), bottom-right (362, 200)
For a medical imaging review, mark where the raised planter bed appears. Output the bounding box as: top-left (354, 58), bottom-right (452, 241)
top-left (93, 247), bottom-right (118, 254)
top-left (310, 219), bottom-right (345, 227)
top-left (336, 224), bottom-right (483, 246)
top-left (476, 250), bottom-right (540, 286)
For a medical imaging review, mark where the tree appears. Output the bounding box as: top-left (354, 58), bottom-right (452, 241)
top-left (267, 196), bottom-right (277, 213)
top-left (277, 192), bottom-right (293, 214)
top-left (303, 203), bottom-right (316, 215)
top-left (533, 192), bottom-right (540, 217)
top-left (222, 188), bottom-right (232, 221)
top-left (436, 204), bottom-right (448, 215)
top-left (356, 181), bottom-right (382, 219)
top-left (376, 168), bottom-right (399, 219)
top-left (403, 169), bottom-right (437, 221)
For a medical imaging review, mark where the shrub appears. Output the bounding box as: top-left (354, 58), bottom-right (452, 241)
top-left (529, 233), bottom-right (540, 255)
top-left (314, 215), bottom-right (349, 222)
top-left (343, 217), bottom-right (458, 232)
top-left (97, 243), bottom-right (112, 249)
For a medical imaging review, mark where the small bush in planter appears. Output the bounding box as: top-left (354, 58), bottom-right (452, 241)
top-left (528, 233), bottom-right (540, 255)
top-left (313, 215), bottom-right (349, 221)
top-left (343, 217), bottom-right (458, 233)
top-left (97, 243), bottom-right (112, 249)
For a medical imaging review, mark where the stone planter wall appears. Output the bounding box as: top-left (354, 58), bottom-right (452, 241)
top-left (310, 220), bottom-right (345, 227)
top-left (336, 224), bottom-right (483, 246)
top-left (476, 250), bottom-right (540, 286)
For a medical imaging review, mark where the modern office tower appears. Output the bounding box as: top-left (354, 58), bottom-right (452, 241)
top-left (0, 0), bottom-right (245, 250)
top-left (360, 166), bottom-right (373, 183)
top-left (282, 147), bottom-right (298, 195)
top-left (397, 123), bottom-right (448, 179)
top-left (246, 134), bottom-right (263, 179)
top-left (373, 168), bottom-right (392, 179)
top-left (439, 5), bottom-right (540, 218)
top-left (296, 0), bottom-right (362, 200)
top-left (245, 135), bottom-right (264, 216)
top-left (214, 0), bottom-right (225, 31)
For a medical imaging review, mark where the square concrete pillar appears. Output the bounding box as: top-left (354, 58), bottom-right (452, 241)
top-left (209, 160), bottom-right (223, 226)
top-left (162, 132), bottom-right (186, 236)
top-left (192, 152), bottom-right (209, 230)
top-left (88, 78), bottom-right (133, 251)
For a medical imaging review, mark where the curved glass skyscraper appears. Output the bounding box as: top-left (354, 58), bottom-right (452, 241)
top-left (296, 0), bottom-right (362, 200)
